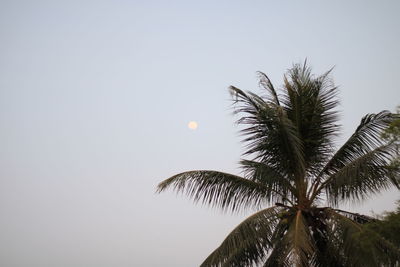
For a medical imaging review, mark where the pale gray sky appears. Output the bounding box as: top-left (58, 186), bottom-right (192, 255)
top-left (1, 1), bottom-right (399, 266)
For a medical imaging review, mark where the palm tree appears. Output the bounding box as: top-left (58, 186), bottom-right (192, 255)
top-left (157, 62), bottom-right (400, 266)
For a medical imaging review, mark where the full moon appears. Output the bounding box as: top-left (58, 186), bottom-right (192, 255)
top-left (188, 121), bottom-right (198, 130)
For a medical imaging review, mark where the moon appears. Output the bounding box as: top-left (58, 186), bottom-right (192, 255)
top-left (188, 121), bottom-right (198, 130)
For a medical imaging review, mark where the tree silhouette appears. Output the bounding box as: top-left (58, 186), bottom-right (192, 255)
top-left (158, 62), bottom-right (400, 266)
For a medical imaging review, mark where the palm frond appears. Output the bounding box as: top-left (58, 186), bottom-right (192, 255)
top-left (281, 63), bottom-right (339, 174)
top-left (263, 210), bottom-right (315, 267)
top-left (201, 206), bottom-right (282, 267)
top-left (333, 208), bottom-right (377, 224)
top-left (240, 159), bottom-right (297, 204)
top-left (157, 170), bottom-right (277, 212)
top-left (230, 85), bottom-right (305, 179)
top-left (314, 144), bottom-right (399, 205)
top-left (310, 111), bottom-right (397, 198)
top-left (262, 240), bottom-right (292, 267)
top-left (323, 209), bottom-right (363, 266)
top-left (286, 210), bottom-right (315, 266)
top-left (319, 111), bottom-right (394, 176)
top-left (262, 219), bottom-right (293, 267)
top-left (309, 223), bottom-right (347, 267)
top-left (257, 71), bottom-right (280, 106)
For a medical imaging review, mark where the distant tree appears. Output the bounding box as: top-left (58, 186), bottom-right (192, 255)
top-left (367, 201), bottom-right (400, 247)
top-left (158, 63), bottom-right (400, 266)
top-left (353, 201), bottom-right (400, 265)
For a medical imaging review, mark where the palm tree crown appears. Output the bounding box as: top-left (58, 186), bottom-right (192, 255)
top-left (157, 62), bottom-right (400, 266)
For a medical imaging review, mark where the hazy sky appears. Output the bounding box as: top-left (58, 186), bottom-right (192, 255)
top-left (1, 1), bottom-right (399, 266)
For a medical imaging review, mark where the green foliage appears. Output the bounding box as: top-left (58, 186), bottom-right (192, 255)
top-left (351, 202), bottom-right (400, 266)
top-left (363, 202), bottom-right (400, 248)
top-left (383, 107), bottom-right (400, 143)
top-left (157, 62), bottom-right (400, 266)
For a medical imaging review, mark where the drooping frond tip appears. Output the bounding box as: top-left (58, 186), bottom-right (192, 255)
top-left (256, 71), bottom-right (280, 106)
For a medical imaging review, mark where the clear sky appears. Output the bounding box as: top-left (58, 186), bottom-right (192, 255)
top-left (1, 1), bottom-right (399, 266)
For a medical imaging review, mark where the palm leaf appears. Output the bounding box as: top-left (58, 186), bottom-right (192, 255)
top-left (314, 144), bottom-right (399, 205)
top-left (157, 170), bottom-right (279, 212)
top-left (262, 237), bottom-right (292, 267)
top-left (333, 208), bottom-right (376, 224)
top-left (201, 206), bottom-right (282, 267)
top-left (318, 111), bottom-right (394, 176)
top-left (262, 210), bottom-right (315, 267)
top-left (257, 71), bottom-right (280, 106)
top-left (230, 85), bottom-right (305, 179)
top-left (281, 63), bottom-right (339, 174)
top-left (240, 159), bottom-right (297, 204)
top-left (310, 111), bottom-right (397, 199)
top-left (262, 217), bottom-right (294, 267)
top-left (286, 210), bottom-right (315, 266)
